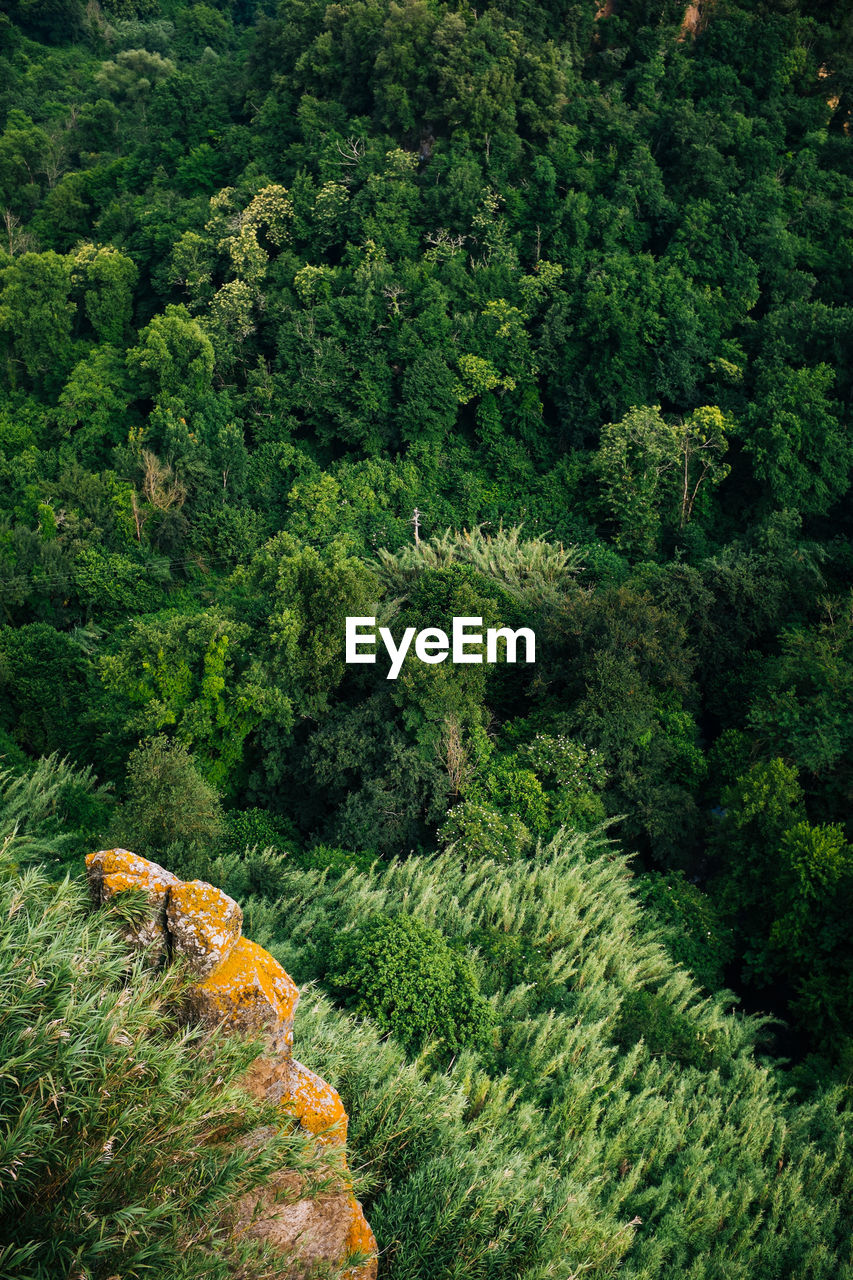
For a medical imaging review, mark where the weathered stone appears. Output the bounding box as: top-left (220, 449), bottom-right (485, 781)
top-left (232, 1174), bottom-right (377, 1280)
top-left (85, 849), bottom-right (180, 962)
top-left (188, 937), bottom-right (299, 1053)
top-left (243, 1056), bottom-right (348, 1147)
top-left (166, 879), bottom-right (242, 977)
top-left (341, 1195), bottom-right (379, 1280)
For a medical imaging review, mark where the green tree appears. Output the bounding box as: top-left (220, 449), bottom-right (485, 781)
top-left (594, 404), bottom-right (731, 556)
top-left (100, 609), bottom-right (269, 790)
top-left (71, 242), bottom-right (138, 345)
top-left (234, 533), bottom-right (378, 720)
top-left (0, 622), bottom-right (92, 757)
top-left (635, 870), bottom-right (734, 991)
top-left (57, 346), bottom-right (134, 463)
top-left (743, 363), bottom-right (851, 516)
top-left (126, 305), bottom-right (214, 409)
top-left (0, 251), bottom-right (75, 390)
top-left (747, 596), bottom-right (853, 815)
top-left (119, 733), bottom-right (224, 854)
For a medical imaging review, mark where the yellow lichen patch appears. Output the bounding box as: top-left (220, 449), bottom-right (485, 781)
top-left (167, 879), bottom-right (242, 978)
top-left (341, 1196), bottom-right (378, 1280)
top-left (189, 937), bottom-right (299, 1049)
top-left (103, 869), bottom-right (147, 895)
top-left (86, 849), bottom-right (180, 961)
top-left (85, 848), bottom-right (179, 906)
top-left (279, 1059), bottom-right (348, 1146)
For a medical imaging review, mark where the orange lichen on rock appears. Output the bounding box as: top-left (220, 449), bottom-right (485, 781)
top-left (85, 849), bottom-right (180, 960)
top-left (84, 847), bottom-right (376, 1275)
top-left (342, 1195), bottom-right (378, 1280)
top-left (167, 879), bottom-right (242, 977)
top-left (85, 848), bottom-right (179, 905)
top-left (281, 1059), bottom-right (349, 1146)
top-left (187, 936), bottom-right (299, 1052)
top-left (244, 1056), bottom-right (349, 1147)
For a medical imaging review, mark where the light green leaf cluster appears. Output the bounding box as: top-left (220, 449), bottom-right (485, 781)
top-left (372, 523), bottom-right (584, 605)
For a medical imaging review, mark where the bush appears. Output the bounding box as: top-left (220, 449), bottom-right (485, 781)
top-left (614, 987), bottom-right (716, 1070)
top-left (328, 914), bottom-right (494, 1054)
top-left (0, 752), bottom-right (112, 870)
top-left (635, 870), bottom-right (734, 991)
top-left (296, 843), bottom-right (377, 877)
top-left (220, 806), bottom-right (299, 857)
top-left (439, 799), bottom-right (532, 860)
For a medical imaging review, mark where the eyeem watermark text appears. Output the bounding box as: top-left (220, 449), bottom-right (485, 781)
top-left (346, 616), bottom-right (536, 680)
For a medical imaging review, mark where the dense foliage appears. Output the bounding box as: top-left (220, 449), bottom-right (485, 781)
top-left (1, 0), bottom-right (852, 1273)
top-left (177, 825), bottom-right (853, 1280)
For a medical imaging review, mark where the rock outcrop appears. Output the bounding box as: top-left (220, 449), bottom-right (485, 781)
top-left (87, 846), bottom-right (180, 962)
top-left (85, 848), bottom-right (377, 1280)
top-left (168, 879), bottom-right (243, 977)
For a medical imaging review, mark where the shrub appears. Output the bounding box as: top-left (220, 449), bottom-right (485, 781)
top-left (635, 870), bottom-right (734, 990)
top-left (119, 734), bottom-right (223, 855)
top-left (439, 798), bottom-right (532, 860)
top-left (220, 806), bottom-right (299, 857)
top-left (296, 843), bottom-right (377, 877)
top-left (328, 914), bottom-right (494, 1054)
top-left (0, 752), bottom-right (112, 870)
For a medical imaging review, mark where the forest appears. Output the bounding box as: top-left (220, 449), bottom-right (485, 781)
top-left (0, 0), bottom-right (852, 1275)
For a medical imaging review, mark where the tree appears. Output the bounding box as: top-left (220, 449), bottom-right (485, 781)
top-left (747, 595), bottom-right (853, 815)
top-left (0, 250), bottom-right (75, 390)
top-left (71, 242), bottom-right (138, 345)
top-left (5, 0), bottom-right (84, 43)
top-left (126, 305), bottom-right (214, 408)
top-left (234, 533), bottom-right (378, 721)
top-left (100, 610), bottom-right (267, 791)
top-left (743, 363), bottom-right (851, 516)
top-left (94, 47), bottom-right (176, 114)
top-left (0, 622), bottom-right (92, 757)
top-left (593, 404), bottom-right (731, 556)
top-left (57, 346), bottom-right (134, 463)
top-left (120, 734), bottom-right (224, 854)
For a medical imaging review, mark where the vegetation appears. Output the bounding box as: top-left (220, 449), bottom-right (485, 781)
top-left (1, 0), bottom-right (852, 1274)
top-left (0, 818), bottom-right (332, 1280)
top-left (182, 826), bottom-right (853, 1280)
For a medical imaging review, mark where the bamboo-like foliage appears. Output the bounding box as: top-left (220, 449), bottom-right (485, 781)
top-left (0, 753), bottom-right (112, 867)
top-left (370, 525), bottom-right (585, 605)
top-left (212, 827), bottom-right (853, 1280)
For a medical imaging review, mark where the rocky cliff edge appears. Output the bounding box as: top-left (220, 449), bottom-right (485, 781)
top-left (85, 847), bottom-right (378, 1280)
